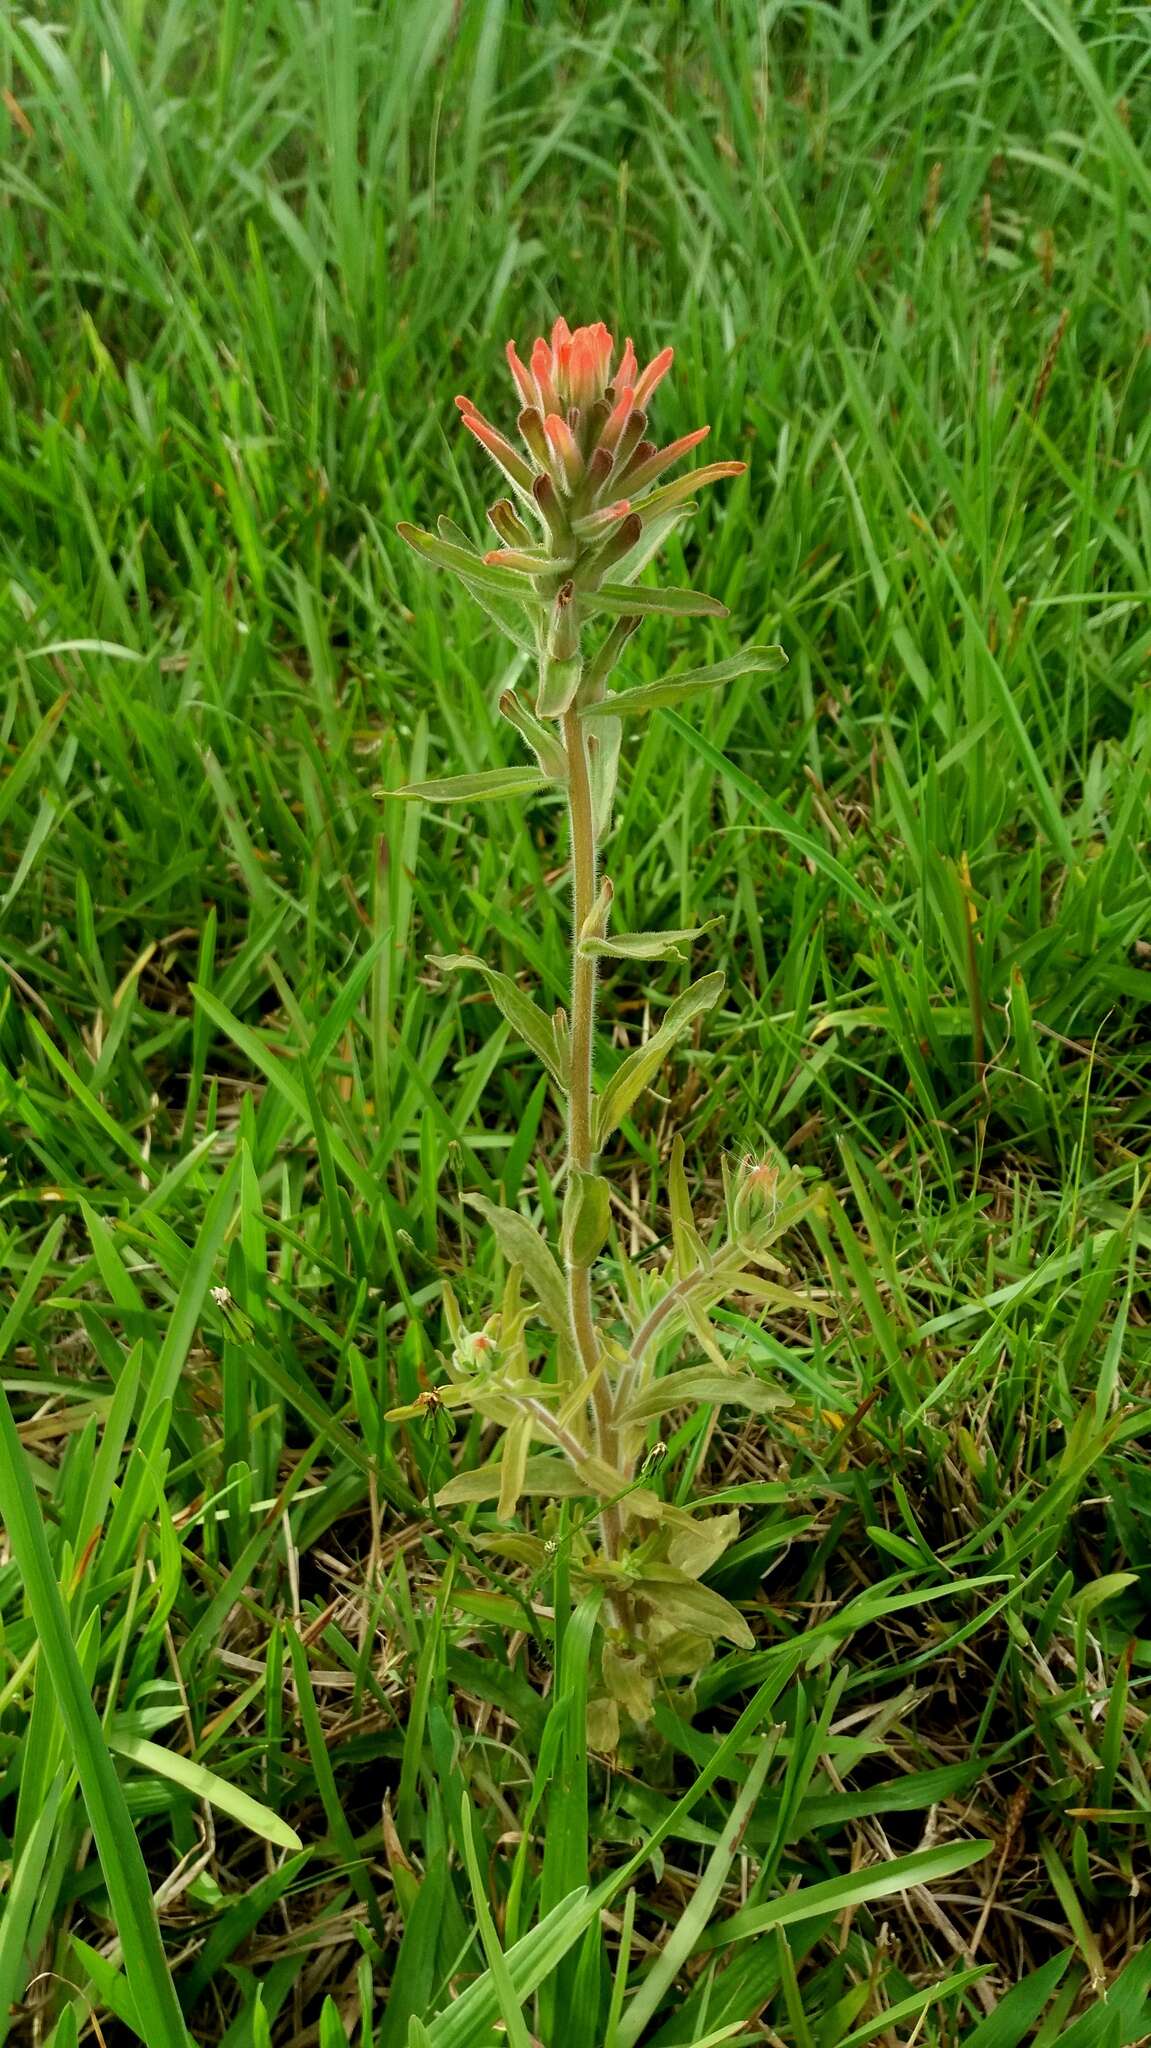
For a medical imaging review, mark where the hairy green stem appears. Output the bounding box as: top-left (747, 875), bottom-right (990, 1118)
top-left (562, 703), bottom-right (624, 1567)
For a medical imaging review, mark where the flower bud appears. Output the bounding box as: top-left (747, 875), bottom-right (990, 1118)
top-left (731, 1154), bottom-right (781, 1240)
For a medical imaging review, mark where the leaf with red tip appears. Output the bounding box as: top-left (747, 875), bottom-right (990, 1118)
top-left (543, 412), bottom-right (583, 485)
top-left (483, 547), bottom-right (562, 575)
top-left (460, 412), bottom-right (535, 491)
top-left (599, 387), bottom-right (635, 454)
top-left (633, 345), bottom-right (674, 407)
top-left (505, 341), bottom-right (536, 407)
top-left (530, 338), bottom-right (559, 414)
top-left (397, 522), bottom-right (543, 600)
top-left (623, 426), bottom-right (710, 492)
top-left (572, 498), bottom-right (632, 537)
top-left (632, 462), bottom-right (747, 520)
top-left (614, 338), bottom-right (637, 389)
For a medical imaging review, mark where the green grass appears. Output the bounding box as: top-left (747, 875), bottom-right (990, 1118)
top-left (1, 0), bottom-right (1150, 2042)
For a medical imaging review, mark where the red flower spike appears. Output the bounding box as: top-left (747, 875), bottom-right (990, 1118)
top-left (530, 339), bottom-right (559, 415)
top-left (633, 345), bottom-right (674, 408)
top-left (569, 328), bottom-right (602, 408)
top-left (614, 337), bottom-right (637, 390)
top-left (551, 315), bottom-right (572, 355)
top-left (505, 341), bottom-right (536, 408)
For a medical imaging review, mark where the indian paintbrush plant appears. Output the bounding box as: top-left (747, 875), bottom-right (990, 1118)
top-left (393, 319), bottom-right (816, 1744)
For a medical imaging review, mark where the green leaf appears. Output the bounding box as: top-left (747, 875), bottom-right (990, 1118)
top-left (467, 1195), bottom-right (572, 1348)
top-left (391, 766), bottom-right (553, 804)
top-left (436, 1452), bottom-right (625, 1507)
top-left (497, 1415), bottom-right (532, 1522)
top-left (397, 522), bottom-right (542, 601)
top-left (431, 954), bottom-right (567, 1084)
top-left (629, 1565), bottom-right (753, 1648)
top-left (498, 689), bottom-right (569, 775)
top-left (107, 1733), bottom-right (303, 1852)
top-left (536, 652), bottom-right (583, 719)
top-left (439, 518), bottom-right (539, 653)
top-left (426, 1653), bottom-right (804, 2046)
top-left (458, 1793), bottom-right (535, 2048)
top-left (595, 972), bottom-right (725, 1144)
top-left (319, 1998), bottom-right (351, 2047)
top-left (621, 1367), bottom-right (789, 1425)
top-left (0, 1773), bottom-right (65, 2047)
top-left (963, 1953), bottom-right (1071, 2048)
top-left (580, 918), bottom-right (721, 961)
top-left (616, 1746), bottom-right (773, 2046)
top-left (701, 1839), bottom-right (993, 1948)
top-left (587, 710), bottom-right (622, 838)
top-left (561, 1169), bottom-right (612, 1266)
top-left (0, 1249), bottom-right (193, 2048)
top-left (582, 645), bottom-right (787, 717)
top-left (592, 581), bottom-right (728, 618)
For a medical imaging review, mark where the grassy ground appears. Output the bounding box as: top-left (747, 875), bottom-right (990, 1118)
top-left (2, 0), bottom-right (1150, 2042)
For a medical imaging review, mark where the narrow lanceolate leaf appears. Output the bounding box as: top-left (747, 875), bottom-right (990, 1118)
top-left (397, 522), bottom-right (544, 601)
top-left (615, 1747), bottom-right (773, 2047)
top-left (467, 1196), bottom-right (572, 1346)
top-left (582, 646), bottom-right (788, 718)
top-left (620, 1367), bottom-right (789, 1425)
top-left (497, 1415), bottom-right (533, 1522)
top-left (107, 1734), bottom-right (303, 1852)
top-left (699, 1839), bottom-right (993, 1948)
top-left (391, 766), bottom-right (553, 804)
top-left (592, 580), bottom-right (729, 618)
top-left (0, 1372), bottom-right (192, 2046)
top-left (595, 971), bottom-right (725, 1144)
top-left (431, 954), bottom-right (567, 1084)
top-left (579, 918), bottom-right (721, 962)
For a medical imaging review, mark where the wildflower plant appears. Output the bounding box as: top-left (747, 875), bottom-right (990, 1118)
top-left (394, 320), bottom-right (814, 1741)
